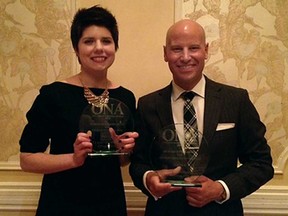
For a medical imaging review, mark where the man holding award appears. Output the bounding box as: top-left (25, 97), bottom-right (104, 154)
top-left (129, 19), bottom-right (274, 216)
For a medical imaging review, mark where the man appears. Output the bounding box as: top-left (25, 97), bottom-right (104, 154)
top-left (129, 19), bottom-right (274, 216)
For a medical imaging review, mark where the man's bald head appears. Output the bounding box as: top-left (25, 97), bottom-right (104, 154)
top-left (165, 19), bottom-right (206, 46)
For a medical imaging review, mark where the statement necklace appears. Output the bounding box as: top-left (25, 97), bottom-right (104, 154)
top-left (79, 76), bottom-right (109, 107)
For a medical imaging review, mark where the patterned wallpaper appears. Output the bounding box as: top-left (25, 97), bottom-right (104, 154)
top-left (0, 0), bottom-right (287, 175)
top-left (0, 0), bottom-right (77, 166)
top-left (176, 0), bottom-right (288, 173)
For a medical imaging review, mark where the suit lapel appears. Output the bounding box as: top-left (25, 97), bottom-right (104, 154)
top-left (155, 84), bottom-right (175, 128)
top-left (203, 78), bottom-right (222, 145)
top-left (152, 84), bottom-right (188, 171)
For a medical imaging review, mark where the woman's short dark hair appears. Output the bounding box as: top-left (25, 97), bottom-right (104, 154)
top-left (70, 5), bottom-right (119, 52)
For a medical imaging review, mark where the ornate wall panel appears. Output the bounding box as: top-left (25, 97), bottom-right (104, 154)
top-left (175, 0), bottom-right (288, 174)
top-left (0, 0), bottom-right (288, 215)
top-left (0, 0), bottom-right (77, 169)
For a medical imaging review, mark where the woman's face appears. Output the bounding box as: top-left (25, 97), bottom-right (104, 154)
top-left (77, 25), bottom-right (116, 73)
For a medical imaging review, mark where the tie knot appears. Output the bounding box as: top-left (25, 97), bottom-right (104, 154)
top-left (182, 91), bottom-right (195, 100)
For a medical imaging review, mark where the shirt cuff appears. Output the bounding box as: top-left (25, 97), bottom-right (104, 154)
top-left (143, 170), bottom-right (161, 200)
top-left (215, 180), bottom-right (230, 204)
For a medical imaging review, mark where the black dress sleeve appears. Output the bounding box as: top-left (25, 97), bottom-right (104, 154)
top-left (19, 85), bottom-right (57, 153)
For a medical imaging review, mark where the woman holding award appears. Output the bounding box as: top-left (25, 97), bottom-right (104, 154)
top-left (19, 5), bottom-right (138, 216)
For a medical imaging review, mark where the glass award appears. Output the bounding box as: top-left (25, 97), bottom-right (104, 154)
top-left (79, 98), bottom-right (134, 156)
top-left (149, 123), bottom-right (209, 187)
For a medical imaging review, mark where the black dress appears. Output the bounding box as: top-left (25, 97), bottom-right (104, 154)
top-left (20, 82), bottom-right (136, 216)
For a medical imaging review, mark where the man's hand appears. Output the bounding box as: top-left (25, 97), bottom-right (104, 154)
top-left (146, 166), bottom-right (182, 198)
top-left (184, 175), bottom-right (225, 207)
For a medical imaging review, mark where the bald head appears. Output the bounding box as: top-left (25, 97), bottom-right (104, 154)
top-left (163, 19), bottom-right (208, 90)
top-left (165, 19), bottom-right (206, 46)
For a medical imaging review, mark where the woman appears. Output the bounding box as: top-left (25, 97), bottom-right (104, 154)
top-left (19, 5), bottom-right (138, 216)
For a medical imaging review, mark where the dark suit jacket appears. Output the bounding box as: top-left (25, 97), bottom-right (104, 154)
top-left (129, 77), bottom-right (274, 216)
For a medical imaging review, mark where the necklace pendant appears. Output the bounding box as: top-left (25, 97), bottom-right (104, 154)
top-left (78, 75), bottom-right (110, 107)
top-left (83, 87), bottom-right (109, 107)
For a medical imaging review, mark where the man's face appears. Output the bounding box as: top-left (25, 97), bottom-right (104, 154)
top-left (164, 22), bottom-right (208, 90)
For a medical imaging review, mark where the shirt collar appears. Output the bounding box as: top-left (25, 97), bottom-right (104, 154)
top-left (172, 75), bottom-right (206, 101)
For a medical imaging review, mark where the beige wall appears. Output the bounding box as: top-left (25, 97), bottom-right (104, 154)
top-left (80, 0), bottom-right (174, 99)
top-left (0, 0), bottom-right (288, 215)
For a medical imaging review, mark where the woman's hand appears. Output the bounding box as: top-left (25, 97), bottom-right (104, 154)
top-left (109, 128), bottom-right (139, 166)
top-left (109, 127), bottom-right (139, 154)
top-left (73, 131), bottom-right (93, 167)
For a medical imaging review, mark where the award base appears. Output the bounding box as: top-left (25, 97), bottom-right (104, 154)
top-left (164, 180), bottom-right (202, 187)
top-left (88, 151), bottom-right (128, 157)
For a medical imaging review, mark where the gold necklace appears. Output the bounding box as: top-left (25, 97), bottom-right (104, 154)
top-left (79, 76), bottom-right (109, 107)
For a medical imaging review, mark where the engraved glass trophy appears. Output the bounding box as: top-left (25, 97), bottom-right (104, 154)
top-left (79, 98), bottom-right (134, 156)
top-left (149, 123), bottom-right (209, 187)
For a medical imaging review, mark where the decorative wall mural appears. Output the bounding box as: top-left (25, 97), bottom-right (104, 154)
top-left (0, 0), bottom-right (77, 167)
top-left (175, 0), bottom-right (288, 173)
